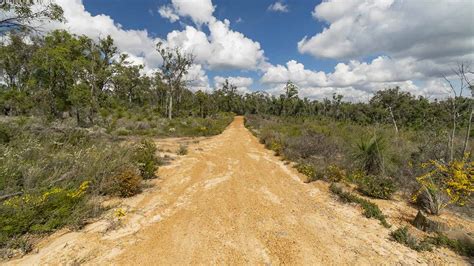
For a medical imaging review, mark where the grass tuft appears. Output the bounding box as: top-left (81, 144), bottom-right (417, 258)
top-left (330, 183), bottom-right (391, 228)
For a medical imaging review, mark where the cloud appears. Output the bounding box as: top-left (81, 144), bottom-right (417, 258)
top-left (268, 1), bottom-right (289, 13)
top-left (158, 5), bottom-right (180, 23)
top-left (158, 0), bottom-right (214, 25)
top-left (184, 64), bottom-right (212, 92)
top-left (292, 0), bottom-right (474, 101)
top-left (214, 76), bottom-right (253, 94)
top-left (155, 0), bottom-right (267, 70)
top-left (46, 0), bottom-right (263, 90)
top-left (261, 58), bottom-right (454, 101)
top-left (298, 0), bottom-right (474, 60)
top-left (165, 18), bottom-right (266, 70)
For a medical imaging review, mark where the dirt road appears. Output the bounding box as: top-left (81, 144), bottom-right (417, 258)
top-left (9, 116), bottom-right (469, 265)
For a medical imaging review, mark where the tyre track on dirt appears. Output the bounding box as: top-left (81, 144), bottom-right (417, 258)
top-left (8, 116), bottom-right (468, 265)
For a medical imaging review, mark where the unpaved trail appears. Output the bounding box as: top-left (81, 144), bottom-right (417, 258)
top-left (8, 116), bottom-right (470, 265)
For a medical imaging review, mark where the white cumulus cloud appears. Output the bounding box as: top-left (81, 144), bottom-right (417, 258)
top-left (160, 0), bottom-right (215, 25)
top-left (290, 0), bottom-right (474, 101)
top-left (268, 1), bottom-right (289, 13)
top-left (163, 2), bottom-right (267, 71)
top-left (299, 0), bottom-right (474, 60)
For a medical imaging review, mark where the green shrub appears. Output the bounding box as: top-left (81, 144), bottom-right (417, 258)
top-left (270, 141), bottom-right (283, 156)
top-left (133, 139), bottom-right (158, 179)
top-left (330, 183), bottom-right (390, 228)
top-left (177, 144), bottom-right (188, 155)
top-left (324, 165), bottom-right (346, 182)
top-left (358, 175), bottom-right (397, 199)
top-left (426, 233), bottom-right (474, 257)
top-left (0, 182), bottom-right (92, 248)
top-left (0, 124), bottom-right (11, 144)
top-left (390, 227), bottom-right (473, 256)
top-left (354, 135), bottom-right (386, 175)
top-left (295, 163), bottom-right (317, 182)
top-left (390, 226), bottom-right (432, 251)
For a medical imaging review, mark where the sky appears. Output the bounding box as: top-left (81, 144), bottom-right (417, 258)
top-left (46, 0), bottom-right (474, 101)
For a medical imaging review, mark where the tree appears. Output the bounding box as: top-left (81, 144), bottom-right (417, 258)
top-left (443, 63), bottom-right (473, 160)
top-left (112, 54), bottom-right (144, 104)
top-left (280, 81), bottom-right (298, 116)
top-left (29, 30), bottom-right (83, 117)
top-left (0, 0), bottom-right (64, 34)
top-left (219, 79), bottom-right (239, 113)
top-left (156, 42), bottom-right (194, 119)
top-left (195, 90), bottom-right (208, 118)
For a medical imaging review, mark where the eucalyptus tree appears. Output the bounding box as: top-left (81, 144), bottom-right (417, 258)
top-left (156, 42), bottom-right (194, 119)
top-left (0, 33), bottom-right (37, 90)
top-left (0, 0), bottom-right (63, 34)
top-left (280, 81), bottom-right (298, 116)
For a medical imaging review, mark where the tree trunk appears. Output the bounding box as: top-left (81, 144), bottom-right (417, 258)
top-left (450, 99), bottom-right (456, 161)
top-left (168, 90), bottom-right (173, 120)
top-left (388, 106), bottom-right (399, 135)
top-left (462, 105), bottom-right (473, 155)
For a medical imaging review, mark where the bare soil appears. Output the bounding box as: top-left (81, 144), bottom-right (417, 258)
top-left (7, 116), bottom-right (473, 265)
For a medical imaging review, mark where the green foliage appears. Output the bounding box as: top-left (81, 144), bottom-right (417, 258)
top-left (355, 135), bottom-right (386, 175)
top-left (390, 227), bottom-right (432, 251)
top-left (1, 0), bottom-right (64, 33)
top-left (391, 227), bottom-right (474, 256)
top-left (0, 118), bottom-right (162, 251)
top-left (295, 163), bottom-right (317, 182)
top-left (177, 144), bottom-right (188, 155)
top-left (0, 182), bottom-right (94, 248)
top-left (133, 139), bottom-right (158, 179)
top-left (413, 155), bottom-right (473, 215)
top-left (425, 233), bottom-right (474, 257)
top-left (324, 165), bottom-right (347, 182)
top-left (329, 183), bottom-right (391, 228)
top-left (0, 124), bottom-right (11, 144)
top-left (358, 175), bottom-right (397, 199)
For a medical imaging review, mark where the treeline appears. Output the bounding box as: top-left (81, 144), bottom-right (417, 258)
top-left (1, 30), bottom-right (472, 132)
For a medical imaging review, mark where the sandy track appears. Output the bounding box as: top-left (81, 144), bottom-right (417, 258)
top-left (8, 116), bottom-right (469, 265)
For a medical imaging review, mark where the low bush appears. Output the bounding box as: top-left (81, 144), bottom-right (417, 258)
top-left (354, 135), bottom-right (386, 175)
top-left (107, 112), bottom-right (234, 138)
top-left (330, 183), bottom-right (390, 228)
top-left (0, 118), bottom-right (160, 252)
top-left (177, 144), bottom-right (188, 155)
top-left (133, 139), bottom-right (158, 179)
top-left (358, 175), bottom-right (397, 199)
top-left (324, 165), bottom-right (347, 182)
top-left (295, 163), bottom-right (317, 182)
top-left (413, 155), bottom-right (473, 215)
top-left (391, 227), bottom-right (474, 256)
top-left (102, 167), bottom-right (142, 198)
top-left (390, 227), bottom-right (432, 251)
top-left (426, 233), bottom-right (474, 257)
top-left (0, 124), bottom-right (11, 144)
top-left (0, 181), bottom-right (95, 248)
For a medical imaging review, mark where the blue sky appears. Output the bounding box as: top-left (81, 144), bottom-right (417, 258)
top-left (82, 0), bottom-right (334, 85)
top-left (52, 0), bottom-right (473, 101)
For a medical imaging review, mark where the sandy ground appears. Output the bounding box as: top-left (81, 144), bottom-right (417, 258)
top-left (7, 116), bottom-right (472, 265)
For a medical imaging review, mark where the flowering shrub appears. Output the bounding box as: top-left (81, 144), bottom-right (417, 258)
top-left (0, 181), bottom-right (91, 247)
top-left (413, 154), bottom-right (473, 215)
top-left (325, 165), bottom-right (346, 182)
top-left (295, 163), bottom-right (316, 182)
